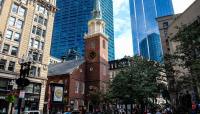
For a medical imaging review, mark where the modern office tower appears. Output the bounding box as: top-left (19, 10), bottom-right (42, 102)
top-left (51, 0), bottom-right (114, 61)
top-left (129, 0), bottom-right (174, 62)
top-left (0, 0), bottom-right (56, 113)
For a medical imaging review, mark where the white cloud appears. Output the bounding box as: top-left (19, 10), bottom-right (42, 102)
top-left (115, 30), bottom-right (133, 59)
top-left (172, 0), bottom-right (195, 14)
top-left (113, 0), bottom-right (133, 59)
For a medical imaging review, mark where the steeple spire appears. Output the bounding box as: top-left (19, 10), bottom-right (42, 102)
top-left (92, 0), bottom-right (102, 19)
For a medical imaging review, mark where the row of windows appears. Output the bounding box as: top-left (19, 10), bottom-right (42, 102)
top-left (0, 59), bottom-right (15, 72)
top-left (8, 16), bottom-right (24, 29)
top-left (11, 3), bottom-right (26, 17)
top-left (2, 44), bottom-right (18, 56)
top-left (29, 38), bottom-right (44, 50)
top-left (34, 15), bottom-right (48, 26)
top-left (5, 29), bottom-right (20, 42)
top-left (32, 26), bottom-right (46, 37)
top-left (29, 50), bottom-right (43, 63)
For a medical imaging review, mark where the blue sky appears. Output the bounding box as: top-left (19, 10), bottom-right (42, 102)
top-left (114, 0), bottom-right (195, 59)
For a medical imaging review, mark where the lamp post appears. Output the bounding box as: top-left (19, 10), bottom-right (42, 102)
top-left (16, 55), bottom-right (33, 114)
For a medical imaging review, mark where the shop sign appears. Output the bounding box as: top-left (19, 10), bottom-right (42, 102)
top-left (53, 86), bottom-right (63, 102)
top-left (19, 90), bottom-right (25, 98)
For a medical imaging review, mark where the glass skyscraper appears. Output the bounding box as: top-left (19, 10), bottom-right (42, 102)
top-left (51, 0), bottom-right (114, 60)
top-left (129, 0), bottom-right (174, 62)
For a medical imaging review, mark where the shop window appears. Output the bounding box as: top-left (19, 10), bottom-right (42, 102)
top-left (11, 3), bottom-right (18, 13)
top-left (15, 19), bottom-right (23, 29)
top-left (18, 7), bottom-right (26, 16)
top-left (2, 44), bottom-right (10, 54)
top-left (0, 80), bottom-right (7, 90)
top-left (14, 32), bottom-right (20, 42)
top-left (34, 84), bottom-right (41, 94)
top-left (25, 84), bottom-right (33, 93)
top-left (8, 16), bottom-right (16, 26)
top-left (11, 46), bottom-right (18, 56)
top-left (0, 59), bottom-right (7, 70)
top-left (8, 61), bottom-right (15, 71)
top-left (5, 30), bottom-right (13, 39)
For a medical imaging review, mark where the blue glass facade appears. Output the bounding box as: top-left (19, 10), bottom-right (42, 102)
top-left (129, 0), bottom-right (174, 62)
top-left (51, 0), bottom-right (114, 60)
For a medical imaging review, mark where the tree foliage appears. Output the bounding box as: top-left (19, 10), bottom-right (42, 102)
top-left (169, 18), bottom-right (200, 99)
top-left (109, 56), bottom-right (165, 105)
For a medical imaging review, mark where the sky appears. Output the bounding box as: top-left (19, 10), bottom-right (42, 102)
top-left (114, 0), bottom-right (195, 59)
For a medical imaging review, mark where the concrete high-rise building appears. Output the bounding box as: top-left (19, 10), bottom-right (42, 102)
top-left (0, 0), bottom-right (56, 113)
top-left (129, 0), bottom-right (174, 62)
top-left (51, 0), bottom-right (114, 61)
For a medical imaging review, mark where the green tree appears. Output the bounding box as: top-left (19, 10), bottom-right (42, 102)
top-left (170, 18), bottom-right (200, 101)
top-left (109, 56), bottom-right (164, 112)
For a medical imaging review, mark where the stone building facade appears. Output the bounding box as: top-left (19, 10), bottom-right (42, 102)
top-left (0, 0), bottom-right (56, 113)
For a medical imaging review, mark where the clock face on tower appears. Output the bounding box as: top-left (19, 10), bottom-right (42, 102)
top-left (88, 51), bottom-right (97, 60)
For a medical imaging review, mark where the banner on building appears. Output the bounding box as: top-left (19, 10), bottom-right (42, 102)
top-left (53, 86), bottom-right (63, 102)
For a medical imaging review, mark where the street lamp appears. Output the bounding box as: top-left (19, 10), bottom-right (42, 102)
top-left (16, 54), bottom-right (33, 114)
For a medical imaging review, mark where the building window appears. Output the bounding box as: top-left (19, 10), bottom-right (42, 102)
top-left (8, 61), bottom-right (15, 71)
top-left (40, 42), bottom-right (44, 50)
top-left (29, 38), bottom-right (34, 47)
top-left (11, 4), bottom-right (18, 13)
top-left (0, 59), bottom-right (6, 70)
top-left (21, 0), bottom-right (27, 4)
top-left (42, 30), bottom-right (46, 37)
top-left (14, 32), bottom-right (20, 42)
top-left (8, 17), bottom-right (16, 26)
top-left (36, 28), bottom-right (42, 36)
top-left (18, 7), bottom-right (26, 16)
top-left (32, 26), bottom-right (36, 34)
top-left (80, 82), bottom-right (85, 94)
top-left (39, 54), bottom-right (42, 62)
top-left (163, 22), bottom-right (168, 29)
top-left (44, 19), bottom-right (48, 26)
top-left (11, 46), bottom-right (18, 56)
top-left (37, 4), bottom-right (45, 13)
top-left (25, 84), bottom-right (34, 93)
top-left (34, 84), bottom-right (41, 94)
top-left (30, 66), bottom-right (37, 77)
top-left (5, 30), bottom-right (13, 39)
top-left (34, 15), bottom-right (38, 22)
top-left (34, 40), bottom-right (39, 49)
top-left (37, 67), bottom-right (40, 77)
top-left (2, 44), bottom-right (10, 54)
top-left (15, 20), bottom-right (23, 29)
top-left (32, 52), bottom-right (39, 61)
top-left (0, 0), bottom-right (4, 11)
top-left (38, 16), bottom-right (43, 24)
top-left (75, 81), bottom-right (79, 93)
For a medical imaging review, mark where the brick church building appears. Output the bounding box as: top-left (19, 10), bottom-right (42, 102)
top-left (45, 0), bottom-right (110, 113)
